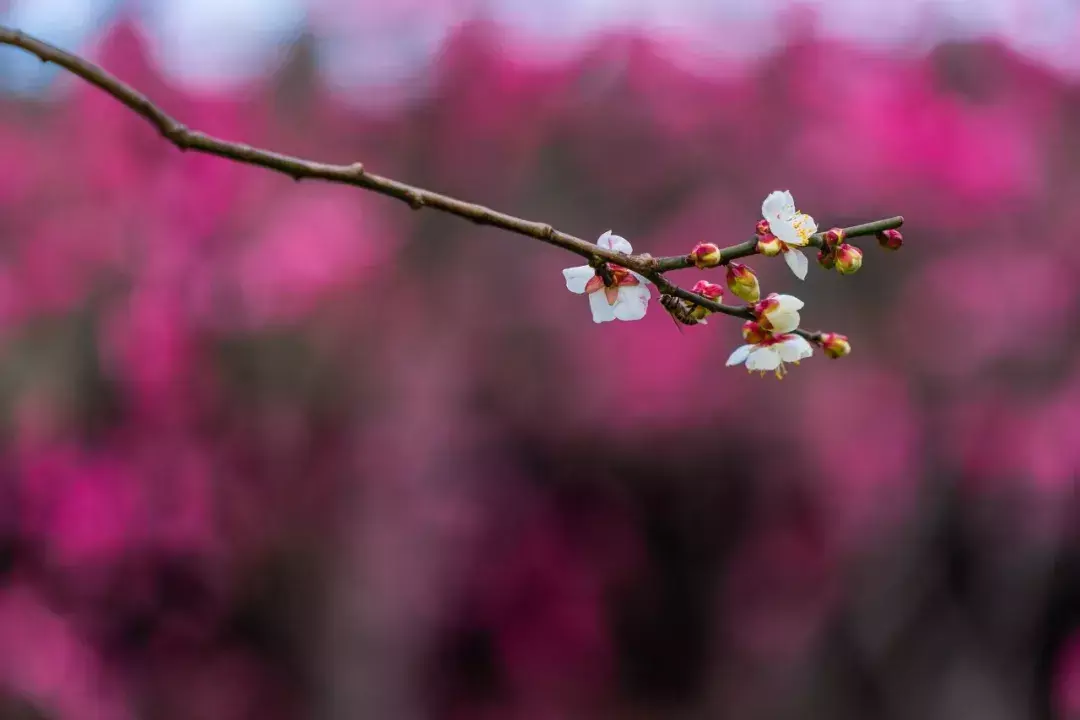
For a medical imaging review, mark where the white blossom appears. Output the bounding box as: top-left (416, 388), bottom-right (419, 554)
top-left (563, 231), bottom-right (651, 323)
top-left (761, 190), bottom-right (817, 280)
top-left (755, 293), bottom-right (803, 334)
top-left (726, 333), bottom-right (814, 378)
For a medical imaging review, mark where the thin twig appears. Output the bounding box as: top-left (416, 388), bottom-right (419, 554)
top-left (0, 25), bottom-right (901, 333)
top-left (649, 216), bottom-right (905, 272)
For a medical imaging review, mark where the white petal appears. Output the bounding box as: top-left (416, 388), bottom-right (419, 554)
top-left (597, 230), bottom-right (633, 255)
top-left (612, 285), bottom-right (650, 321)
top-left (588, 288), bottom-right (617, 323)
top-left (746, 347), bottom-right (781, 371)
top-left (767, 311), bottom-right (801, 335)
top-left (776, 335), bottom-right (814, 362)
top-left (762, 191), bottom-right (796, 224)
top-left (774, 294), bottom-right (805, 312)
top-left (630, 271), bottom-right (651, 285)
top-left (783, 248), bottom-right (809, 280)
top-left (726, 344), bottom-right (755, 367)
top-left (563, 265), bottom-right (595, 294)
top-left (771, 219), bottom-right (802, 246)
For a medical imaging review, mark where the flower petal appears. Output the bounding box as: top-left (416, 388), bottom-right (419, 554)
top-left (726, 344), bottom-right (755, 367)
top-left (598, 230), bottom-right (633, 255)
top-left (762, 191), bottom-right (796, 224)
top-left (766, 311), bottom-right (800, 335)
top-left (630, 271), bottom-right (651, 286)
top-left (612, 285), bottom-right (651, 321)
top-left (771, 220), bottom-right (801, 246)
top-left (776, 335), bottom-right (814, 362)
top-left (746, 347), bottom-right (781, 371)
top-left (588, 288), bottom-right (617, 323)
top-left (783, 248), bottom-right (809, 280)
top-left (774, 294), bottom-right (805, 312)
top-left (563, 265), bottom-right (594, 294)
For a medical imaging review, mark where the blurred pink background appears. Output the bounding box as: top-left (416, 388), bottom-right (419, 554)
top-left (1, 1), bottom-right (1080, 718)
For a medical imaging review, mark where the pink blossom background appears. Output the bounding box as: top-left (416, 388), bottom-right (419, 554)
top-left (1, 4), bottom-right (1080, 719)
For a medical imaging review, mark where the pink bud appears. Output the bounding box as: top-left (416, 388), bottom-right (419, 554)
top-left (834, 244), bottom-right (863, 275)
top-left (876, 229), bottom-right (903, 251)
top-left (690, 280), bottom-right (724, 300)
top-left (817, 249), bottom-right (836, 270)
top-left (756, 235), bottom-right (783, 257)
top-left (691, 242), bottom-right (722, 269)
top-left (822, 227), bottom-right (845, 248)
top-left (755, 219), bottom-right (771, 237)
top-left (819, 332), bottom-right (851, 359)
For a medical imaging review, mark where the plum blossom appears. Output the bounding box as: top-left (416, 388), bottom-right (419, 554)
top-left (726, 320), bottom-right (814, 379)
top-left (563, 231), bottom-right (651, 323)
top-left (761, 191), bottom-right (818, 280)
top-left (754, 293), bottom-right (803, 334)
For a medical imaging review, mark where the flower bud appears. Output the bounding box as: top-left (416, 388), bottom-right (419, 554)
top-left (755, 219), bottom-right (771, 237)
top-left (742, 320), bottom-right (769, 345)
top-left (876, 229), bottom-right (903, 251)
top-left (819, 332), bottom-right (851, 359)
top-left (834, 244), bottom-right (863, 275)
top-left (817, 249), bottom-right (836, 270)
top-left (725, 262), bottom-right (760, 303)
top-left (756, 234), bottom-right (783, 256)
top-left (822, 227), bottom-right (844, 248)
top-left (690, 279), bottom-right (724, 300)
top-left (678, 281), bottom-right (723, 321)
top-left (691, 242), bottom-right (722, 269)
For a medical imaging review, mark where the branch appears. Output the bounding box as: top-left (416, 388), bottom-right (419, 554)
top-left (0, 26), bottom-right (902, 277)
top-left (646, 273), bottom-right (819, 343)
top-left (0, 25), bottom-right (899, 356)
top-left (0, 25), bottom-right (611, 262)
top-left (649, 216), bottom-right (905, 273)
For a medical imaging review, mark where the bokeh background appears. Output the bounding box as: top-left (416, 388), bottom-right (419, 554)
top-left (1, 1), bottom-right (1079, 718)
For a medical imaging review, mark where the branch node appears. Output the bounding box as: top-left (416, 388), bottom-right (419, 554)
top-left (408, 192), bottom-right (425, 210)
top-left (164, 124), bottom-right (190, 151)
top-left (348, 162), bottom-right (365, 176)
top-left (540, 224), bottom-right (556, 240)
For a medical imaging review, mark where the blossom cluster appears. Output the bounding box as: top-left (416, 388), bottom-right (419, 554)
top-left (563, 191), bottom-right (902, 378)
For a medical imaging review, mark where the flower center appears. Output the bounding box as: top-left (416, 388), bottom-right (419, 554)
top-left (583, 264), bottom-right (639, 296)
top-left (792, 213), bottom-right (814, 243)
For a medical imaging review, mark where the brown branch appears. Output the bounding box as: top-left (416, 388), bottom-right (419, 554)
top-left (649, 216), bottom-right (905, 273)
top-left (0, 25), bottom-right (614, 261)
top-left (0, 27), bottom-right (901, 277)
top-left (646, 273), bottom-right (820, 341)
top-left (0, 25), bottom-right (897, 342)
